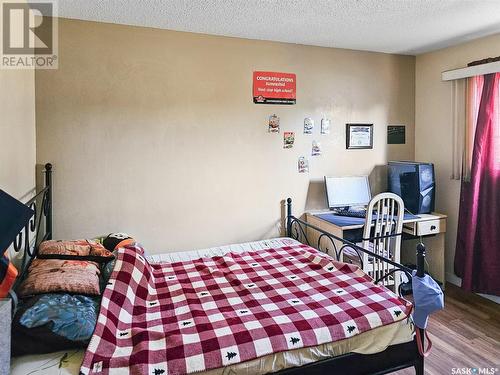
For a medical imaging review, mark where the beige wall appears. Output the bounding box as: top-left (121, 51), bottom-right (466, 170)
top-left (415, 33), bottom-right (500, 285)
top-left (0, 0), bottom-right (36, 201)
top-left (0, 0), bottom-right (36, 266)
top-left (36, 19), bottom-right (415, 253)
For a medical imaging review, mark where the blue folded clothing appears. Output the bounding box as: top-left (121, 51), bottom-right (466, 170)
top-left (20, 293), bottom-right (99, 342)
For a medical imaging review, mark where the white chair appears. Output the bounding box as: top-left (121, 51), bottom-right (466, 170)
top-left (344, 192), bottom-right (404, 292)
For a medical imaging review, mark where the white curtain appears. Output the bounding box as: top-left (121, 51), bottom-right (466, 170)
top-left (451, 79), bottom-right (466, 180)
top-left (451, 77), bottom-right (483, 181)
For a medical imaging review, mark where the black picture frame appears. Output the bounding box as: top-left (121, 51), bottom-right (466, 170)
top-left (387, 125), bottom-right (406, 144)
top-left (346, 124), bottom-right (373, 149)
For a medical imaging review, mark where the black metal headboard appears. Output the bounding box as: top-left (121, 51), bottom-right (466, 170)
top-left (9, 163), bottom-right (53, 303)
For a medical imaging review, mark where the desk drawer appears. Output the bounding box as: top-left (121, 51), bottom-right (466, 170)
top-left (404, 219), bottom-right (446, 236)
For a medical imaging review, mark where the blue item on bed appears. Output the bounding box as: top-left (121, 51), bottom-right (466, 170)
top-left (19, 294), bottom-right (99, 341)
top-left (316, 212), bottom-right (419, 227)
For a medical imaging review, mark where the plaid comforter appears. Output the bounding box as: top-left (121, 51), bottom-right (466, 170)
top-left (81, 241), bottom-right (411, 375)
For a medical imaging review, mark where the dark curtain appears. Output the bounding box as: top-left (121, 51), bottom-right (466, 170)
top-left (454, 72), bottom-right (500, 295)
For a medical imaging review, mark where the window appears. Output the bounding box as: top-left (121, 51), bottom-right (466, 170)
top-left (463, 75), bottom-right (483, 179)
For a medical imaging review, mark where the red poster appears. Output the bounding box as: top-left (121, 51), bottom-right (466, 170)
top-left (253, 71), bottom-right (296, 105)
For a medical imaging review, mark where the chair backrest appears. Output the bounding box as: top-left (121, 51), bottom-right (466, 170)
top-left (361, 192), bottom-right (404, 291)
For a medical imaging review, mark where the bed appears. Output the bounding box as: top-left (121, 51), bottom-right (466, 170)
top-left (9, 164), bottom-right (426, 375)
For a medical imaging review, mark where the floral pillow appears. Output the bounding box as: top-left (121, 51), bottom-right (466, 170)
top-left (18, 240), bottom-right (117, 297)
top-left (18, 258), bottom-right (101, 297)
top-left (38, 239), bottom-right (114, 263)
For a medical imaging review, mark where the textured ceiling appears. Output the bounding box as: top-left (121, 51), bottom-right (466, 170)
top-left (57, 0), bottom-right (500, 55)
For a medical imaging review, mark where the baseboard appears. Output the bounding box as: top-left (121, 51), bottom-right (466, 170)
top-left (445, 272), bottom-right (461, 287)
top-left (479, 293), bottom-right (500, 304)
top-left (446, 272), bottom-right (500, 304)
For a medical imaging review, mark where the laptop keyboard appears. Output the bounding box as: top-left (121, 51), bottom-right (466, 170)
top-left (334, 210), bottom-right (367, 218)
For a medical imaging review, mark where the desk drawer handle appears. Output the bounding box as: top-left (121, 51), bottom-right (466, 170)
top-left (430, 225), bottom-right (436, 231)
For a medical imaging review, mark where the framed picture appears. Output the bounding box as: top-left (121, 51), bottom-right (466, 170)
top-left (346, 123), bottom-right (373, 149)
top-left (387, 125), bottom-right (406, 144)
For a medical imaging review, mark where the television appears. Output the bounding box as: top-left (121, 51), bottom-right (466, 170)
top-left (388, 161), bottom-right (435, 214)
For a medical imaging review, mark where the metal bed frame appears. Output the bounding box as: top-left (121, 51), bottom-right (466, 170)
top-left (8, 163), bottom-right (52, 310)
top-left (8, 167), bottom-right (425, 374)
top-left (280, 197), bottom-right (425, 375)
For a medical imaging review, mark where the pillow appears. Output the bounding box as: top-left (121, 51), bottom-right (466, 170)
top-left (17, 240), bottom-right (115, 297)
top-left (11, 294), bottom-right (99, 356)
top-left (18, 258), bottom-right (101, 297)
top-left (39, 239), bottom-right (94, 256)
top-left (37, 239), bottom-right (114, 263)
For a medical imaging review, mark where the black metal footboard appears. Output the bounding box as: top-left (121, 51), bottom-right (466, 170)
top-left (282, 197), bottom-right (425, 375)
top-left (285, 198), bottom-right (426, 284)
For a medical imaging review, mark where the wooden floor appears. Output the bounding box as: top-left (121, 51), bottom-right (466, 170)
top-left (392, 283), bottom-right (500, 375)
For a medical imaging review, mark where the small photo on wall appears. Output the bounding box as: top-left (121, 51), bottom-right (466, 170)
top-left (304, 118), bottom-right (314, 134)
top-left (321, 118), bottom-right (331, 134)
top-left (298, 156), bottom-right (309, 173)
top-left (284, 132), bottom-right (295, 148)
top-left (268, 114), bottom-right (280, 133)
top-left (312, 140), bottom-right (321, 156)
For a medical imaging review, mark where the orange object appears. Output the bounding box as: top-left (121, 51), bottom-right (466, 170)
top-left (115, 238), bottom-right (135, 249)
top-left (0, 261), bottom-right (18, 298)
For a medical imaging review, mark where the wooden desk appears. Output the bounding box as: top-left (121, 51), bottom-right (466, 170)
top-left (305, 211), bottom-right (447, 288)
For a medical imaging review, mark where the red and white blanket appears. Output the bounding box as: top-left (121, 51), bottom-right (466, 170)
top-left (81, 241), bottom-right (411, 375)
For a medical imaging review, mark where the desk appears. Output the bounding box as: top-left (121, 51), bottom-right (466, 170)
top-left (305, 211), bottom-right (447, 288)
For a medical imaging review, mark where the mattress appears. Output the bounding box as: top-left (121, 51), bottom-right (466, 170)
top-left (148, 238), bottom-right (414, 374)
top-left (11, 320), bottom-right (411, 375)
top-left (11, 238), bottom-right (413, 375)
